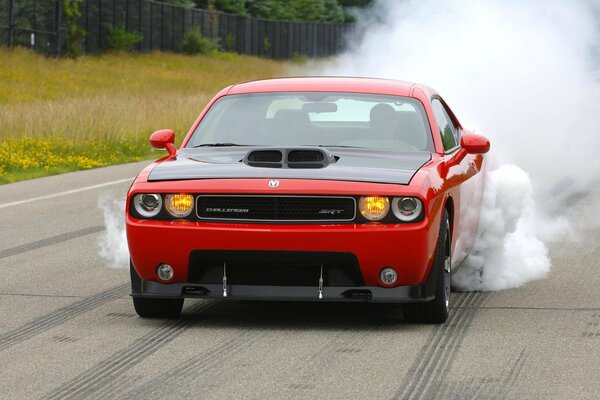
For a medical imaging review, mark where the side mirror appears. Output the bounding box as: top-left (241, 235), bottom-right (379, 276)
top-left (460, 134), bottom-right (490, 155)
top-left (149, 129), bottom-right (177, 156)
top-left (442, 134), bottom-right (490, 176)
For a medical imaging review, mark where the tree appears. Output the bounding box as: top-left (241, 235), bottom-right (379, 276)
top-left (161, 0), bottom-right (196, 6)
top-left (197, 0), bottom-right (350, 23)
top-left (338, 0), bottom-right (372, 6)
top-left (194, 0), bottom-right (248, 15)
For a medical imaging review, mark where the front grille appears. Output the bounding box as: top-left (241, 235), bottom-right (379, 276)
top-left (196, 195), bottom-right (356, 222)
top-left (189, 250), bottom-right (364, 286)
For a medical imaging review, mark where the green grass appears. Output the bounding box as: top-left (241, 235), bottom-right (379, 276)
top-left (0, 48), bottom-right (291, 184)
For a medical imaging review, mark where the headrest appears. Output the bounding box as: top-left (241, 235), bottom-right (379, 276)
top-left (370, 103), bottom-right (395, 121)
top-left (273, 109), bottom-right (310, 124)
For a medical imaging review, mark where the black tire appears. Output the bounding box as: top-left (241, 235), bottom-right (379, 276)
top-left (403, 210), bottom-right (451, 324)
top-left (130, 261), bottom-right (183, 318)
top-left (133, 296), bottom-right (184, 318)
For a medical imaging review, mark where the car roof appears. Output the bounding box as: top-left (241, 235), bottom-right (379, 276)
top-left (226, 77), bottom-right (436, 98)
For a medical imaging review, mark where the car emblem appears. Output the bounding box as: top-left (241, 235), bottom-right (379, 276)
top-left (318, 209), bottom-right (344, 215)
top-left (268, 180), bottom-right (280, 188)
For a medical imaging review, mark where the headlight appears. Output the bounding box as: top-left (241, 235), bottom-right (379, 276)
top-left (358, 196), bottom-right (389, 221)
top-left (133, 194), bottom-right (162, 218)
top-left (165, 193), bottom-right (194, 218)
top-left (392, 197), bottom-right (423, 222)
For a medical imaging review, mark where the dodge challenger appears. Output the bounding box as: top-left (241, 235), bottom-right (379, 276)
top-left (126, 77), bottom-right (490, 323)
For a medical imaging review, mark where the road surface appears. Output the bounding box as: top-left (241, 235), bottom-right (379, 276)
top-left (0, 162), bottom-right (599, 399)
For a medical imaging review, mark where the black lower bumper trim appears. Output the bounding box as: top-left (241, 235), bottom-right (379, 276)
top-left (132, 281), bottom-right (434, 303)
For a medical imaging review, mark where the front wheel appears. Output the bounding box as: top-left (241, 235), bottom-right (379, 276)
top-left (133, 296), bottom-right (184, 318)
top-left (130, 260), bottom-right (183, 318)
top-left (403, 210), bottom-right (451, 324)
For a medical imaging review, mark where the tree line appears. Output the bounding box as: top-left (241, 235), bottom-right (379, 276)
top-left (164, 0), bottom-right (372, 23)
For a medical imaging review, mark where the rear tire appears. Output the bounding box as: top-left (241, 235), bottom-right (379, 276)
top-left (133, 296), bottom-right (184, 318)
top-left (130, 260), bottom-right (183, 318)
top-left (403, 210), bottom-right (451, 324)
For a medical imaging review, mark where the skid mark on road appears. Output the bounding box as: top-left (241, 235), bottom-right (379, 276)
top-left (445, 348), bottom-right (529, 400)
top-left (113, 328), bottom-right (262, 399)
top-left (0, 226), bottom-right (105, 259)
top-left (0, 284), bottom-right (128, 352)
top-left (42, 300), bottom-right (223, 400)
top-left (283, 320), bottom-right (387, 400)
top-left (392, 292), bottom-right (491, 400)
top-left (582, 313), bottom-right (600, 338)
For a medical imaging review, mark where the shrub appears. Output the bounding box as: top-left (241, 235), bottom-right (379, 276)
top-left (181, 27), bottom-right (221, 55)
top-left (224, 32), bottom-right (235, 51)
top-left (106, 26), bottom-right (142, 52)
top-left (263, 36), bottom-right (271, 53)
top-left (63, 0), bottom-right (87, 58)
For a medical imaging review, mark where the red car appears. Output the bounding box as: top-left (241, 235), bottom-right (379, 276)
top-left (126, 77), bottom-right (490, 323)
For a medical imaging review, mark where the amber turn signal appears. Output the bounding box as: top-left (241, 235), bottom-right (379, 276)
top-left (358, 196), bottom-right (390, 221)
top-left (165, 193), bottom-right (194, 218)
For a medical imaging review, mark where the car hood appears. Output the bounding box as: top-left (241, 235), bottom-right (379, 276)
top-left (147, 147), bottom-right (431, 185)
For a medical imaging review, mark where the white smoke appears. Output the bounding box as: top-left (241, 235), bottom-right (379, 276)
top-left (98, 194), bottom-right (129, 269)
top-left (322, 0), bottom-right (600, 290)
top-left (96, 0), bottom-right (600, 291)
top-left (453, 166), bottom-right (552, 290)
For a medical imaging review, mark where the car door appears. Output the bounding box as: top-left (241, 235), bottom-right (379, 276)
top-left (431, 97), bottom-right (486, 267)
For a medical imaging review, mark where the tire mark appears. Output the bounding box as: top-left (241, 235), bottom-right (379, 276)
top-left (284, 320), bottom-right (386, 400)
top-left (79, 375), bottom-right (140, 400)
top-left (42, 300), bottom-right (223, 400)
top-left (0, 283), bottom-right (128, 352)
top-left (415, 293), bottom-right (488, 400)
top-left (0, 226), bottom-right (105, 259)
top-left (392, 292), bottom-right (490, 400)
top-left (442, 348), bottom-right (528, 399)
top-left (452, 376), bottom-right (491, 400)
top-left (419, 293), bottom-right (490, 400)
top-left (499, 348), bottom-right (528, 400)
top-left (392, 292), bottom-right (474, 400)
top-left (113, 329), bottom-right (262, 400)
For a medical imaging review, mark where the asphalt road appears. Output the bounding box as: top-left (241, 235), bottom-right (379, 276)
top-left (1, 162), bottom-right (599, 400)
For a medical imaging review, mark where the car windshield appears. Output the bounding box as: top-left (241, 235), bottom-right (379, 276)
top-left (187, 92), bottom-right (433, 151)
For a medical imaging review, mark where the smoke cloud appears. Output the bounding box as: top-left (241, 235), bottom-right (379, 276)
top-left (323, 0), bottom-right (600, 290)
top-left (98, 194), bottom-right (129, 269)
top-left (97, 0), bottom-right (599, 291)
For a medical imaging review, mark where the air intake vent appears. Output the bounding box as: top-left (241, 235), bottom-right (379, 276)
top-left (288, 150), bottom-right (324, 162)
top-left (247, 150), bottom-right (283, 163)
top-left (246, 150), bottom-right (283, 168)
top-left (243, 147), bottom-right (334, 169)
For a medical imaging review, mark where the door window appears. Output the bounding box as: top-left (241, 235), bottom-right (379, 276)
top-left (432, 99), bottom-right (459, 151)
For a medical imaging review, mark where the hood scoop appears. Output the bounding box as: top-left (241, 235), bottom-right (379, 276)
top-left (244, 148), bottom-right (336, 169)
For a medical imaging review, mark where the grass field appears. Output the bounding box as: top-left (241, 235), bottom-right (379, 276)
top-left (0, 48), bottom-right (291, 183)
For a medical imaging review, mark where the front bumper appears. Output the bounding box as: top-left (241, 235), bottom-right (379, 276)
top-left (126, 216), bottom-right (440, 288)
top-left (132, 277), bottom-right (437, 303)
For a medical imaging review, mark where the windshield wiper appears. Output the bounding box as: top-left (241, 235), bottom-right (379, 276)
top-left (193, 143), bottom-right (249, 148)
top-left (316, 144), bottom-right (365, 149)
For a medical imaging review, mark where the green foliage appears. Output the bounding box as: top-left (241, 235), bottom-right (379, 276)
top-left (224, 32), bottom-right (235, 51)
top-left (197, 0), bottom-right (347, 22)
top-left (263, 36), bottom-right (271, 53)
top-left (106, 26), bottom-right (143, 52)
top-left (181, 27), bottom-right (221, 54)
top-left (338, 0), bottom-right (372, 7)
top-left (160, 0), bottom-right (195, 6)
top-left (63, 0), bottom-right (86, 58)
top-left (195, 0), bottom-right (247, 15)
top-left (291, 52), bottom-right (307, 63)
